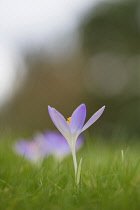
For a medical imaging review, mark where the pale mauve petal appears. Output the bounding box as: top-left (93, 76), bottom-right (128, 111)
top-left (43, 131), bottom-right (84, 158)
top-left (14, 137), bottom-right (49, 162)
top-left (15, 140), bottom-right (29, 156)
top-left (81, 106), bottom-right (105, 132)
top-left (48, 106), bottom-right (71, 140)
top-left (69, 104), bottom-right (86, 135)
top-left (15, 140), bottom-right (40, 160)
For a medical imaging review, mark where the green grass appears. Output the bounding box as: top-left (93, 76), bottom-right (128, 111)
top-left (0, 134), bottom-right (140, 210)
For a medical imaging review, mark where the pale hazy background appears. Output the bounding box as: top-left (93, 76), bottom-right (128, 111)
top-left (0, 0), bottom-right (140, 138)
top-left (0, 0), bottom-right (106, 105)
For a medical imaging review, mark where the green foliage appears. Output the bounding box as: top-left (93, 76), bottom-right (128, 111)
top-left (0, 135), bottom-right (140, 210)
top-left (81, 0), bottom-right (140, 54)
top-left (79, 0), bottom-right (140, 137)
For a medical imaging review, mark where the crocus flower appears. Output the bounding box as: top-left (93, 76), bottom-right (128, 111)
top-left (14, 131), bottom-right (84, 164)
top-left (14, 136), bottom-right (48, 164)
top-left (48, 104), bottom-right (105, 184)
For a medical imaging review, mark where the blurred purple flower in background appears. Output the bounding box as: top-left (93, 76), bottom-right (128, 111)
top-left (14, 130), bottom-right (84, 164)
top-left (14, 135), bottom-right (48, 164)
top-left (43, 131), bottom-right (83, 160)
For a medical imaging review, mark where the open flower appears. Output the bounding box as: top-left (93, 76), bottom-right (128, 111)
top-left (14, 131), bottom-right (84, 164)
top-left (48, 104), bottom-right (105, 184)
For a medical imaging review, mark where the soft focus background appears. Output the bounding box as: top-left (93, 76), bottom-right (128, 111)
top-left (0, 0), bottom-right (140, 138)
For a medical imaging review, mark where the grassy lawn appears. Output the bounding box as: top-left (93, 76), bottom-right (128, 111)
top-left (0, 134), bottom-right (140, 210)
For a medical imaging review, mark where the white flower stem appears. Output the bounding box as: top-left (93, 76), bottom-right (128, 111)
top-left (72, 148), bottom-right (77, 180)
top-left (121, 150), bottom-right (124, 163)
top-left (76, 158), bottom-right (82, 185)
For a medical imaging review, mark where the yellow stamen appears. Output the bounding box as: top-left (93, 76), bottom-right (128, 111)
top-left (66, 117), bottom-right (71, 124)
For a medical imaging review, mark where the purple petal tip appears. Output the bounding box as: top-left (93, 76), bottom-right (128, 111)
top-left (101, 105), bottom-right (105, 112)
top-left (48, 105), bottom-right (52, 110)
top-left (48, 105), bottom-right (53, 115)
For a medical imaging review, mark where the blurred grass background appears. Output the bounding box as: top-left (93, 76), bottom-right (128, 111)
top-left (0, 134), bottom-right (140, 210)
